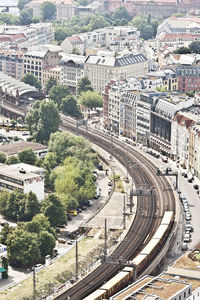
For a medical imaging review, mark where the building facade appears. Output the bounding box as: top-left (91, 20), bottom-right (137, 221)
top-left (85, 52), bottom-right (148, 93)
top-left (0, 50), bottom-right (24, 80)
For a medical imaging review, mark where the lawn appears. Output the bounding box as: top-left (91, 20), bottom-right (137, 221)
top-left (0, 238), bottom-right (103, 300)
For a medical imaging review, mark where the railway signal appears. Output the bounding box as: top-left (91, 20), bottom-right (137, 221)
top-left (157, 167), bottom-right (178, 189)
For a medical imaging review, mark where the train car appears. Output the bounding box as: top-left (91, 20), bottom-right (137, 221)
top-left (161, 211), bottom-right (173, 225)
top-left (152, 224), bottom-right (168, 240)
top-left (82, 289), bottom-right (107, 300)
top-left (99, 268), bottom-right (132, 298)
top-left (132, 253), bottom-right (147, 275)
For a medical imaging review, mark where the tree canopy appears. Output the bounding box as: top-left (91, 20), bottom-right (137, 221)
top-left (61, 95), bottom-right (82, 118)
top-left (77, 76), bottom-right (93, 95)
top-left (19, 8), bottom-right (33, 25)
top-left (18, 0), bottom-right (32, 10)
top-left (42, 193), bottom-right (66, 226)
top-left (26, 99), bottom-right (60, 143)
top-left (21, 73), bottom-right (41, 90)
top-left (41, 1), bottom-right (56, 20)
top-left (189, 41), bottom-right (200, 54)
top-left (0, 152), bottom-right (6, 163)
top-left (18, 148), bottom-right (37, 165)
top-left (49, 85), bottom-right (71, 109)
top-left (174, 46), bottom-right (191, 54)
top-left (46, 77), bottom-right (57, 94)
top-left (79, 91), bottom-right (103, 109)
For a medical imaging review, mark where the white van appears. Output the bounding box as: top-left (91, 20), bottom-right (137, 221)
top-left (184, 233), bottom-right (190, 242)
top-left (186, 224), bottom-right (192, 232)
top-left (95, 186), bottom-right (101, 199)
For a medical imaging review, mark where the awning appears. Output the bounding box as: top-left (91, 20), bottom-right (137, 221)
top-left (0, 268), bottom-right (6, 272)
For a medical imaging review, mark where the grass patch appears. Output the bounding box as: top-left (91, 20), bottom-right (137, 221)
top-left (0, 238), bottom-right (103, 300)
top-left (114, 175), bottom-right (125, 193)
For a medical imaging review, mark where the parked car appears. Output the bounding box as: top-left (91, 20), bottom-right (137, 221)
top-left (58, 238), bottom-right (66, 244)
top-left (108, 181), bottom-right (112, 186)
top-left (193, 184), bottom-right (199, 190)
top-left (67, 240), bottom-right (75, 245)
top-left (181, 242), bottom-right (188, 251)
top-left (184, 233), bottom-right (190, 242)
top-left (162, 156), bottom-right (168, 163)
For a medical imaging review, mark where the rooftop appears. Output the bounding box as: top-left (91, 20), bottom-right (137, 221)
top-left (0, 163), bottom-right (44, 181)
top-left (0, 141), bottom-right (47, 156)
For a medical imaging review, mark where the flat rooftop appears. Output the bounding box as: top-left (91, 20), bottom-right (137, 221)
top-left (113, 274), bottom-right (191, 300)
top-left (0, 163), bottom-right (44, 181)
top-left (0, 141), bottom-right (47, 156)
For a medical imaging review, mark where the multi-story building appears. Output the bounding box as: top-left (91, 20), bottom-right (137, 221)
top-left (42, 66), bottom-right (62, 88)
top-left (0, 49), bottom-right (24, 80)
top-left (60, 53), bottom-right (85, 93)
top-left (151, 94), bottom-right (196, 156)
top-left (26, 0), bottom-right (75, 20)
top-left (0, 163), bottom-right (44, 201)
top-left (85, 51), bottom-right (148, 93)
top-left (61, 26), bottom-right (140, 55)
top-left (23, 45), bottom-right (62, 83)
top-left (0, 23), bottom-right (54, 50)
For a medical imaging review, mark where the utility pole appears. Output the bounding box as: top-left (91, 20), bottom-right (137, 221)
top-left (76, 241), bottom-right (78, 280)
top-left (33, 266), bottom-right (36, 299)
top-left (104, 219), bottom-right (107, 259)
top-left (123, 195), bottom-right (126, 229)
top-left (130, 183), bottom-right (134, 214)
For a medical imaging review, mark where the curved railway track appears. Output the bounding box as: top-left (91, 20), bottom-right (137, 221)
top-left (54, 117), bottom-right (176, 300)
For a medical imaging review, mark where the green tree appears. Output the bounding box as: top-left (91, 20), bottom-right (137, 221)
top-left (24, 191), bottom-right (40, 221)
top-left (141, 25), bottom-right (154, 40)
top-left (19, 8), bottom-right (33, 25)
top-left (46, 77), bottom-right (57, 94)
top-left (61, 95), bottom-right (82, 118)
top-left (41, 2), bottom-right (56, 20)
top-left (113, 7), bottom-right (131, 22)
top-left (0, 152), bottom-right (6, 163)
top-left (77, 76), bottom-right (93, 95)
top-left (7, 229), bottom-right (40, 266)
top-left (0, 224), bottom-right (14, 245)
top-left (174, 46), bottom-right (191, 54)
top-left (39, 230), bottom-right (56, 257)
top-left (189, 41), bottom-right (200, 54)
top-left (23, 213), bottom-right (55, 236)
top-left (0, 13), bottom-right (19, 25)
top-left (26, 100), bottom-right (60, 143)
top-left (18, 0), bottom-right (32, 10)
top-left (6, 155), bottom-right (20, 165)
top-left (42, 193), bottom-right (66, 226)
top-left (88, 15), bottom-right (109, 31)
top-left (2, 257), bottom-right (8, 279)
top-left (79, 91), bottom-right (103, 110)
top-left (21, 73), bottom-right (42, 90)
top-left (49, 85), bottom-right (71, 109)
top-left (48, 131), bottom-right (88, 163)
top-left (43, 152), bottom-right (57, 170)
top-left (54, 27), bottom-right (68, 45)
top-left (18, 148), bottom-right (37, 165)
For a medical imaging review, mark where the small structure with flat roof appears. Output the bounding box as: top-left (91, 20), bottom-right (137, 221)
top-left (0, 163), bottom-right (44, 201)
top-left (0, 141), bottom-right (48, 158)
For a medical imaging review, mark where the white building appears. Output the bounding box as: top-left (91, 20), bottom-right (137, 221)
top-left (60, 53), bottom-right (85, 93)
top-left (85, 51), bottom-right (148, 93)
top-left (0, 23), bottom-right (54, 50)
top-left (26, 0), bottom-right (75, 20)
top-left (0, 163), bottom-right (44, 201)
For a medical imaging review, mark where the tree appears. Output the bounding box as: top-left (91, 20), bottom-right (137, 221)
top-left (2, 257), bottom-right (8, 279)
top-left (21, 73), bottom-right (41, 90)
top-left (77, 77), bottom-right (93, 95)
top-left (42, 193), bottom-right (66, 226)
top-left (189, 41), bottom-right (200, 54)
top-left (49, 85), bottom-right (71, 109)
top-left (61, 95), bottom-right (82, 118)
top-left (26, 100), bottom-right (60, 143)
top-left (48, 131), bottom-right (88, 163)
top-left (18, 148), bottom-right (37, 165)
top-left (18, 0), bottom-right (32, 10)
top-left (0, 13), bottom-right (19, 25)
top-left (24, 191), bottom-right (40, 221)
top-left (46, 77), bottom-right (57, 94)
top-left (0, 224), bottom-right (14, 245)
top-left (39, 230), bottom-right (55, 257)
top-left (88, 15), bottom-right (109, 31)
top-left (174, 46), bottom-right (191, 54)
top-left (43, 152), bottom-right (57, 170)
top-left (0, 152), bottom-right (6, 163)
top-left (23, 213), bottom-right (55, 237)
top-left (41, 2), bottom-right (56, 20)
top-left (141, 25), bottom-right (154, 40)
top-left (19, 8), bottom-right (33, 25)
top-left (7, 229), bottom-right (40, 266)
top-left (6, 155), bottom-right (20, 165)
top-left (113, 7), bottom-right (131, 22)
top-left (79, 91), bottom-right (103, 110)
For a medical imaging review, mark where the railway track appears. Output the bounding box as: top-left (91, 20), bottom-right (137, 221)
top-left (54, 117), bottom-right (176, 300)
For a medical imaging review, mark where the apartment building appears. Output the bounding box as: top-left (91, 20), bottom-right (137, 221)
top-left (0, 49), bottom-right (24, 80)
top-left (42, 66), bottom-right (62, 88)
top-left (61, 26), bottom-right (140, 55)
top-left (85, 51), bottom-right (148, 93)
top-left (60, 54), bottom-right (85, 94)
top-left (23, 45), bottom-right (62, 83)
top-left (26, 0), bottom-right (75, 20)
top-left (0, 23), bottom-right (54, 50)
top-left (0, 163), bottom-right (44, 201)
